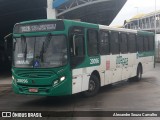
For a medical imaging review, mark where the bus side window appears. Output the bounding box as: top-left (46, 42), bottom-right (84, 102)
top-left (99, 31), bottom-right (110, 55)
top-left (144, 36), bottom-right (149, 52)
top-left (128, 34), bottom-right (136, 53)
top-left (120, 33), bottom-right (128, 54)
top-left (87, 29), bottom-right (99, 56)
top-left (110, 32), bottom-right (119, 54)
top-left (149, 36), bottom-right (154, 51)
top-left (137, 36), bottom-right (144, 52)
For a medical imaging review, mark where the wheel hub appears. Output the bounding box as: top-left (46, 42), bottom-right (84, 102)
top-left (89, 80), bottom-right (96, 91)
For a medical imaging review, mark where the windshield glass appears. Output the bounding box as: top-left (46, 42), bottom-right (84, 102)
top-left (13, 35), bottom-right (67, 68)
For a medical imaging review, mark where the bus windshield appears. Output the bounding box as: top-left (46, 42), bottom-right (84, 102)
top-left (13, 35), bottom-right (67, 68)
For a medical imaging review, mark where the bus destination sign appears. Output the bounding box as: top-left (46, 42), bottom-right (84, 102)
top-left (21, 24), bottom-right (57, 32)
top-left (14, 21), bottom-right (65, 33)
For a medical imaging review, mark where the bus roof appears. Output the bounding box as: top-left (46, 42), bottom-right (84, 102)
top-left (99, 25), bottom-right (137, 33)
top-left (15, 19), bottom-right (98, 28)
top-left (16, 19), bottom-right (62, 24)
top-left (99, 25), bottom-right (154, 36)
top-left (15, 19), bottom-right (154, 36)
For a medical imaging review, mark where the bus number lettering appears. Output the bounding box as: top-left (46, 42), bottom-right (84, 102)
top-left (17, 79), bottom-right (28, 84)
top-left (90, 58), bottom-right (99, 65)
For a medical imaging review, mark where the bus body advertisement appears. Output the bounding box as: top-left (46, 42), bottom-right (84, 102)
top-left (12, 19), bottom-right (155, 97)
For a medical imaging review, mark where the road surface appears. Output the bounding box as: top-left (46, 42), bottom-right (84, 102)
top-left (0, 64), bottom-right (160, 120)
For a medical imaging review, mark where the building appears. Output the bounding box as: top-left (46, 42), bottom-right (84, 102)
top-left (53, 0), bottom-right (127, 25)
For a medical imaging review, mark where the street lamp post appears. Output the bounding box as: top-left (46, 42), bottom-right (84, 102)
top-left (155, 0), bottom-right (157, 34)
top-left (135, 7), bottom-right (139, 14)
top-left (154, 0), bottom-right (159, 62)
top-left (135, 7), bottom-right (140, 29)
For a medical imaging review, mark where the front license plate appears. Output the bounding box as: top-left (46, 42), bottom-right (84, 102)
top-left (29, 88), bottom-right (38, 93)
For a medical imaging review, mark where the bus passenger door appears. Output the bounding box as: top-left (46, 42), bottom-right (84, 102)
top-left (99, 30), bottom-right (110, 85)
top-left (110, 31), bottom-right (122, 83)
top-left (69, 26), bottom-right (86, 94)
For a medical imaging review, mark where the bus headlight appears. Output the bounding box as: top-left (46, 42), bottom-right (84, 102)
top-left (54, 80), bottom-right (59, 85)
top-left (12, 76), bottom-right (17, 84)
top-left (53, 76), bottom-right (66, 86)
top-left (60, 76), bottom-right (65, 82)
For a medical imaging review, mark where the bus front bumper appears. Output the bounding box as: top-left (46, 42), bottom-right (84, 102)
top-left (12, 80), bottom-right (71, 96)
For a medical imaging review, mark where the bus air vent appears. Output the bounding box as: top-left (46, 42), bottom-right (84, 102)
top-left (15, 70), bottom-right (54, 78)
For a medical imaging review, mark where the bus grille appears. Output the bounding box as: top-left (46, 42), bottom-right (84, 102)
top-left (15, 70), bottom-right (54, 78)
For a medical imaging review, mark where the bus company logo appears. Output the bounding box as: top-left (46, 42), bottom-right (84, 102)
top-left (2, 112), bottom-right (11, 117)
top-left (116, 56), bottom-right (128, 66)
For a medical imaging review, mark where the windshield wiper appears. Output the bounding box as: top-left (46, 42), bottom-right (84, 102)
top-left (40, 33), bottom-right (51, 62)
top-left (40, 42), bottom-right (45, 62)
top-left (21, 35), bottom-right (27, 60)
top-left (44, 33), bottom-right (51, 52)
top-left (24, 44), bottom-right (27, 61)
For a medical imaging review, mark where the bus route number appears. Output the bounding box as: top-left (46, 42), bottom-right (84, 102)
top-left (90, 58), bottom-right (99, 65)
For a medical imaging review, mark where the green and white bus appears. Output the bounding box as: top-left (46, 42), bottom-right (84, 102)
top-left (12, 19), bottom-right (155, 97)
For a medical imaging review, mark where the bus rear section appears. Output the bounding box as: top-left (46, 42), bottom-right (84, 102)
top-left (97, 25), bottom-right (155, 86)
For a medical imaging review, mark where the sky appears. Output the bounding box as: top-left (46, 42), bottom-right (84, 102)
top-left (110, 0), bottom-right (160, 26)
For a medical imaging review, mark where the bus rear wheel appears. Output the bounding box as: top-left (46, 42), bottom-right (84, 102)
top-left (128, 65), bottom-right (142, 82)
top-left (135, 65), bottom-right (142, 81)
top-left (82, 75), bottom-right (100, 97)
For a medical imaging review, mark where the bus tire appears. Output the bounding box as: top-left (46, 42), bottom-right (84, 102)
top-left (82, 75), bottom-right (100, 97)
top-left (135, 65), bottom-right (142, 81)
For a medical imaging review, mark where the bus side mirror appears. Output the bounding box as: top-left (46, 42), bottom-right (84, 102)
top-left (4, 33), bottom-right (13, 51)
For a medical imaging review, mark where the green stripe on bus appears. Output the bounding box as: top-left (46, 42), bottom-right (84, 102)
top-left (137, 51), bottom-right (154, 58)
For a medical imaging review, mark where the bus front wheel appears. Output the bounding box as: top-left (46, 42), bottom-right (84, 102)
top-left (82, 75), bottom-right (100, 97)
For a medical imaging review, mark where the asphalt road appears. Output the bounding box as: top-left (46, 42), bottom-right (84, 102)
top-left (0, 64), bottom-right (160, 120)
